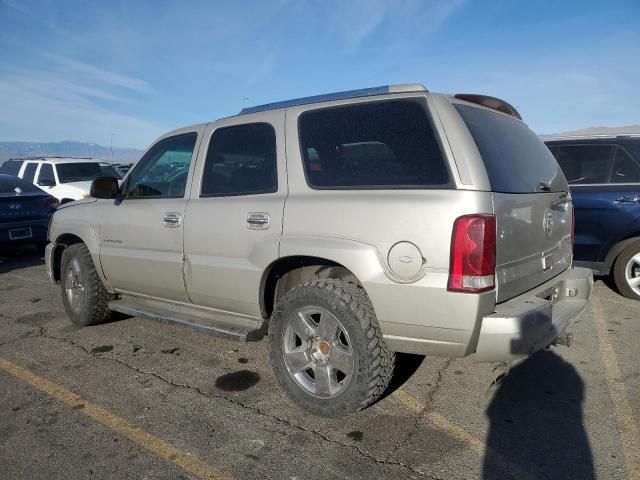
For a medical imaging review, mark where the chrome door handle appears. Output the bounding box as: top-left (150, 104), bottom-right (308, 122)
top-left (163, 212), bottom-right (182, 228)
top-left (246, 212), bottom-right (270, 230)
top-left (614, 195), bottom-right (640, 204)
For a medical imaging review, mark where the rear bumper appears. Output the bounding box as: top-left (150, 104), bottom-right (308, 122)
top-left (0, 218), bottom-right (49, 245)
top-left (475, 267), bottom-right (593, 362)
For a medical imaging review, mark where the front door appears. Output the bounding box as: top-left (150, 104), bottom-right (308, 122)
top-left (98, 130), bottom-right (202, 301)
top-left (183, 112), bottom-right (286, 318)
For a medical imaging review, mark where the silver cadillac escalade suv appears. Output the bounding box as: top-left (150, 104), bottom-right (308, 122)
top-left (45, 84), bottom-right (592, 416)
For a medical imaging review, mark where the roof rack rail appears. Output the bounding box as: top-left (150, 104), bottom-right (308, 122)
top-left (239, 83), bottom-right (427, 115)
top-left (454, 93), bottom-right (522, 120)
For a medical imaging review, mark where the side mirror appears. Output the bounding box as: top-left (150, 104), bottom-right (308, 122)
top-left (90, 176), bottom-right (120, 199)
top-left (38, 179), bottom-right (56, 187)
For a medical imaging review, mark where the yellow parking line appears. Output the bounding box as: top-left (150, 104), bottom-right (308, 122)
top-left (591, 296), bottom-right (640, 480)
top-left (0, 356), bottom-right (230, 480)
top-left (393, 388), bottom-right (536, 480)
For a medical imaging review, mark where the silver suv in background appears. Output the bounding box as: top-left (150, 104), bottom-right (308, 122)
top-left (45, 84), bottom-right (592, 416)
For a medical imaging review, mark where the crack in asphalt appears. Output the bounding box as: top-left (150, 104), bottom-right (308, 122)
top-left (386, 358), bottom-right (454, 463)
top-left (34, 326), bottom-right (437, 479)
top-left (0, 331), bottom-right (37, 348)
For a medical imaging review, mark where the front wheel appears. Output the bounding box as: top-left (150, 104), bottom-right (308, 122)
top-left (613, 240), bottom-right (640, 300)
top-left (268, 280), bottom-right (395, 416)
top-left (60, 243), bottom-right (114, 326)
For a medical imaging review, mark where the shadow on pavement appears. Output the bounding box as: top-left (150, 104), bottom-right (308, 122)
top-left (483, 350), bottom-right (595, 479)
top-left (379, 353), bottom-right (425, 400)
top-left (0, 244), bottom-right (45, 275)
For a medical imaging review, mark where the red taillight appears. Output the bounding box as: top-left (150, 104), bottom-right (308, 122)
top-left (448, 214), bottom-right (496, 293)
top-left (44, 197), bottom-right (60, 209)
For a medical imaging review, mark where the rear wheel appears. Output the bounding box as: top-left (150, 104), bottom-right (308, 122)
top-left (60, 243), bottom-right (114, 326)
top-left (268, 279), bottom-right (395, 416)
top-left (613, 240), bottom-right (640, 300)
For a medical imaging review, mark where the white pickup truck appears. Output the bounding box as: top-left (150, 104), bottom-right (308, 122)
top-left (4, 157), bottom-right (122, 204)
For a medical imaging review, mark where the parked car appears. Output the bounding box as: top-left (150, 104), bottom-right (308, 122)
top-left (0, 174), bottom-right (59, 250)
top-left (3, 157), bottom-right (121, 204)
top-left (46, 84), bottom-right (592, 415)
top-left (112, 163), bottom-right (134, 177)
top-left (545, 134), bottom-right (640, 299)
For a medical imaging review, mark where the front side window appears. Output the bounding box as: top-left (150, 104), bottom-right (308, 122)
top-left (126, 133), bottom-right (197, 198)
top-left (298, 100), bottom-right (450, 189)
top-left (201, 123), bottom-right (277, 197)
top-left (56, 162), bottom-right (120, 183)
top-left (22, 163), bottom-right (38, 182)
top-left (611, 146), bottom-right (640, 183)
top-left (37, 163), bottom-right (56, 185)
top-left (549, 145), bottom-right (614, 185)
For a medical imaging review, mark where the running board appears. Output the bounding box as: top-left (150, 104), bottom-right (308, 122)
top-left (108, 295), bottom-right (266, 342)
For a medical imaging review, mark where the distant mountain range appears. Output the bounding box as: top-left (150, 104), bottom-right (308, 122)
top-left (542, 125), bottom-right (640, 137)
top-left (0, 141), bottom-right (143, 164)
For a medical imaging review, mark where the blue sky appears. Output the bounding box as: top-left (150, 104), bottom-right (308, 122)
top-left (0, 0), bottom-right (638, 149)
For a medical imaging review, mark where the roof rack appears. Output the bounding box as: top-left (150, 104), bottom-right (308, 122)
top-left (238, 83), bottom-right (428, 115)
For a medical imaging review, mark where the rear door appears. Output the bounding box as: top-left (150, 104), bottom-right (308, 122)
top-left (183, 111), bottom-right (286, 318)
top-left (455, 103), bottom-right (572, 302)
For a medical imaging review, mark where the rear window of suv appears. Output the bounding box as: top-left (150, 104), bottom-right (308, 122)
top-left (455, 104), bottom-right (567, 193)
top-left (298, 100), bottom-right (451, 189)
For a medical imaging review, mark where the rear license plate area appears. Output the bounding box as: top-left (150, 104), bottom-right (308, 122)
top-left (9, 227), bottom-right (32, 240)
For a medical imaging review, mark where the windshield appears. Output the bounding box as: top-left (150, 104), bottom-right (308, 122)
top-left (56, 162), bottom-right (121, 183)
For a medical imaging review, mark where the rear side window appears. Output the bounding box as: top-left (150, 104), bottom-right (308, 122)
top-left (298, 100), bottom-right (450, 189)
top-left (22, 163), bottom-right (38, 183)
top-left (456, 104), bottom-right (567, 193)
top-left (201, 123), bottom-right (277, 197)
top-left (38, 163), bottom-right (56, 185)
top-left (611, 147), bottom-right (640, 183)
top-left (548, 145), bottom-right (614, 185)
top-left (0, 160), bottom-right (23, 176)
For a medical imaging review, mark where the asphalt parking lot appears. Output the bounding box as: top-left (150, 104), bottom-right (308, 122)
top-left (0, 246), bottom-right (638, 480)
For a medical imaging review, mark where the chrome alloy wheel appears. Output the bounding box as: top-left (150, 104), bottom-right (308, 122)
top-left (625, 253), bottom-right (640, 296)
top-left (64, 258), bottom-right (86, 314)
top-left (282, 306), bottom-right (355, 399)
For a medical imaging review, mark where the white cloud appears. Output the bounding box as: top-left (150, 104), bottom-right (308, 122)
top-left (322, 0), bottom-right (465, 51)
top-left (0, 70), bottom-right (163, 148)
top-left (47, 55), bottom-right (152, 93)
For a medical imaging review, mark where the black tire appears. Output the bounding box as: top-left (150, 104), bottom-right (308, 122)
top-left (60, 243), bottom-right (114, 326)
top-left (268, 279), bottom-right (395, 416)
top-left (613, 240), bottom-right (640, 300)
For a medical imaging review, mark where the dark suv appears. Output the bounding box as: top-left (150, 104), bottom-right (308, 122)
top-left (545, 134), bottom-right (640, 299)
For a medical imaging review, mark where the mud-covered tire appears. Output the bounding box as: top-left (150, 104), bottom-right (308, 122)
top-left (613, 240), bottom-right (640, 300)
top-left (60, 243), bottom-right (114, 326)
top-left (268, 279), bottom-right (395, 416)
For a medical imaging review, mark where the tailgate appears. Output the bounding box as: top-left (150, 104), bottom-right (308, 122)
top-left (494, 192), bottom-right (573, 302)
